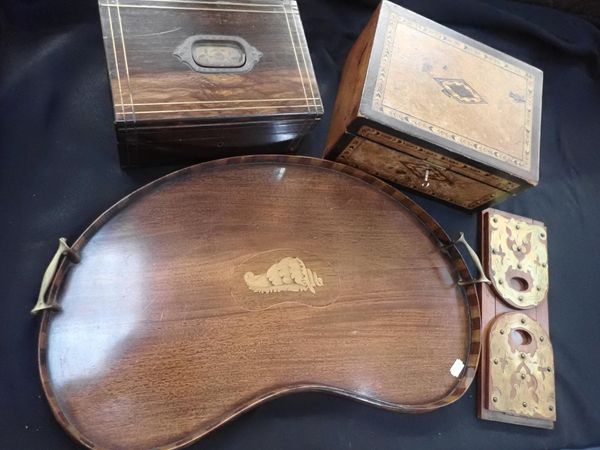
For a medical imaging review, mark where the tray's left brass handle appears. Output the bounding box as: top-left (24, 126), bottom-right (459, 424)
top-left (443, 233), bottom-right (491, 286)
top-left (31, 238), bottom-right (80, 315)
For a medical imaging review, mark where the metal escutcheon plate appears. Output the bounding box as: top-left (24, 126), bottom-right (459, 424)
top-left (174, 34), bottom-right (262, 74)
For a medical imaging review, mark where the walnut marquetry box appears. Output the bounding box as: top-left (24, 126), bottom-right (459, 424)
top-left (98, 0), bottom-right (323, 167)
top-left (325, 0), bottom-right (543, 210)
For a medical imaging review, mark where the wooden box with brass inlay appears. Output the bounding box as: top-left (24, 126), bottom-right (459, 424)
top-left (325, 0), bottom-right (543, 210)
top-left (98, 0), bottom-right (323, 167)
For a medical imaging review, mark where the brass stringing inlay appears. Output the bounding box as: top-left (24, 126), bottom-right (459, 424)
top-left (488, 312), bottom-right (556, 421)
top-left (101, 0), bottom-right (322, 119)
top-left (488, 212), bottom-right (548, 309)
top-left (244, 257), bottom-right (323, 294)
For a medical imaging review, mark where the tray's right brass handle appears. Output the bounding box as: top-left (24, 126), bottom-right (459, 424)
top-left (443, 233), bottom-right (491, 286)
top-left (31, 238), bottom-right (80, 315)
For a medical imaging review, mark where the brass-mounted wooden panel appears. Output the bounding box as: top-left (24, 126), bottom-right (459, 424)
top-left (478, 208), bottom-right (554, 429)
top-left (487, 211), bottom-right (548, 309)
top-left (487, 312), bottom-right (556, 421)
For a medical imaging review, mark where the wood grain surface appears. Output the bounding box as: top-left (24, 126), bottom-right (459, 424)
top-left (39, 156), bottom-right (480, 449)
top-left (99, 0), bottom-right (322, 121)
top-left (325, 1), bottom-right (378, 151)
top-left (97, 0), bottom-right (322, 165)
top-left (336, 135), bottom-right (507, 209)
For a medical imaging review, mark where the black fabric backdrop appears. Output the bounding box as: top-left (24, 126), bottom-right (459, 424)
top-left (1, 0), bottom-right (600, 449)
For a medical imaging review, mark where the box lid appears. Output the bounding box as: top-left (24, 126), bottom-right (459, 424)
top-left (359, 0), bottom-right (542, 185)
top-left (98, 0), bottom-right (322, 127)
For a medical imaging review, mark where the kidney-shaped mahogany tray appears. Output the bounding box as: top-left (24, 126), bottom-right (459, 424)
top-left (37, 156), bottom-right (480, 449)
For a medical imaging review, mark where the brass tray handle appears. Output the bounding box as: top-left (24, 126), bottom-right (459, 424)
top-left (443, 232), bottom-right (491, 286)
top-left (31, 238), bottom-right (80, 315)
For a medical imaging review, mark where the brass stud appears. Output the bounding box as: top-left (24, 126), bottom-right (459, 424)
top-left (541, 233), bottom-right (546, 239)
top-left (542, 262), bottom-right (547, 268)
top-left (492, 217), bottom-right (498, 223)
top-left (516, 224), bottom-right (521, 230)
top-left (520, 352), bottom-right (526, 359)
top-left (521, 318), bottom-right (526, 324)
top-left (549, 405), bottom-right (554, 411)
top-left (540, 336), bottom-right (545, 342)
top-left (547, 367), bottom-right (552, 373)
top-left (493, 358), bottom-right (498, 365)
top-left (522, 401), bottom-right (528, 407)
top-left (519, 295), bottom-right (524, 302)
top-left (498, 279), bottom-right (504, 285)
top-left (536, 286), bottom-right (542, 291)
top-left (492, 396), bottom-right (498, 403)
top-left (517, 246), bottom-right (522, 252)
top-left (499, 329), bottom-right (505, 335)
top-left (491, 249), bottom-right (496, 254)
top-left (517, 263), bottom-right (522, 269)
top-left (521, 373), bottom-right (526, 379)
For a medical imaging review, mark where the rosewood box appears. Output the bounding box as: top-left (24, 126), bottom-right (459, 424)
top-left (98, 0), bottom-right (323, 166)
top-left (326, 0), bottom-right (543, 210)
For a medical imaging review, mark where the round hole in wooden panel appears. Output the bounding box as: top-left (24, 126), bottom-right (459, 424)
top-left (509, 276), bottom-right (529, 292)
top-left (510, 329), bottom-right (533, 346)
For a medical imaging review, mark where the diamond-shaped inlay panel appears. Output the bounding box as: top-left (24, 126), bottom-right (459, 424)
top-left (434, 78), bottom-right (485, 104)
top-left (403, 161), bottom-right (451, 184)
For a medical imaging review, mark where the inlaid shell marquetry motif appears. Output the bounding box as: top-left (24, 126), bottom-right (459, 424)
top-left (488, 212), bottom-right (548, 309)
top-left (488, 312), bottom-right (556, 421)
top-left (232, 249), bottom-right (338, 311)
top-left (244, 257), bottom-right (323, 294)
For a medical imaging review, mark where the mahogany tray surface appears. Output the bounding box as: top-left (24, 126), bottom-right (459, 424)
top-left (39, 156), bottom-right (480, 449)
